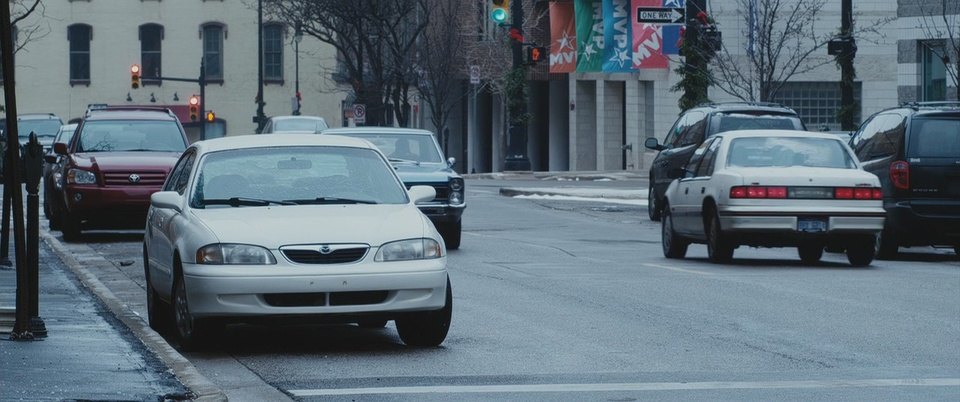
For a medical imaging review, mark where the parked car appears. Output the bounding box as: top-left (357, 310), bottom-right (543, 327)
top-left (260, 115), bottom-right (329, 134)
top-left (42, 123), bottom-right (78, 230)
top-left (0, 113), bottom-right (64, 152)
top-left (848, 101), bottom-right (960, 258)
top-left (645, 102), bottom-right (807, 221)
top-left (52, 106), bottom-right (189, 240)
top-left (660, 130), bottom-right (885, 267)
top-left (322, 127), bottom-right (466, 249)
top-left (143, 134), bottom-right (451, 349)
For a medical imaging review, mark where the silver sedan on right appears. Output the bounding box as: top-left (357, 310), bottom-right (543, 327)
top-left (660, 130), bottom-right (886, 267)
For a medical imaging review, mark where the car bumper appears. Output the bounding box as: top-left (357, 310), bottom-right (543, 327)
top-left (886, 200), bottom-right (960, 246)
top-left (417, 203), bottom-right (465, 223)
top-left (718, 206), bottom-right (886, 234)
top-left (181, 261), bottom-right (448, 318)
top-left (64, 185), bottom-right (156, 218)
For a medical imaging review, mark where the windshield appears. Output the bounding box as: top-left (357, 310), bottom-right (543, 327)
top-left (714, 113), bottom-right (804, 134)
top-left (56, 125), bottom-right (78, 144)
top-left (273, 118), bottom-right (328, 133)
top-left (190, 146), bottom-right (408, 208)
top-left (726, 136), bottom-right (857, 169)
top-left (908, 118), bottom-right (960, 158)
top-left (17, 119), bottom-right (62, 138)
top-left (76, 120), bottom-right (187, 152)
top-left (338, 133), bottom-right (443, 163)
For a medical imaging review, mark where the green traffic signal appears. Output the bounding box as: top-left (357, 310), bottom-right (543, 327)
top-left (491, 8), bottom-right (508, 24)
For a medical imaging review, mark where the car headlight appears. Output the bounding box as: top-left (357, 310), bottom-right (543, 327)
top-left (375, 238), bottom-right (443, 261)
top-left (67, 169), bottom-right (96, 185)
top-left (54, 172), bottom-right (63, 189)
top-left (448, 191), bottom-right (463, 205)
top-left (449, 178), bottom-right (464, 192)
top-left (196, 243), bottom-right (277, 265)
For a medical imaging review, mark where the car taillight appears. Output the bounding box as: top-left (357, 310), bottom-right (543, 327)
top-left (729, 186), bottom-right (787, 199)
top-left (734, 186), bottom-right (882, 200)
top-left (835, 187), bottom-right (853, 199)
top-left (889, 160), bottom-right (909, 190)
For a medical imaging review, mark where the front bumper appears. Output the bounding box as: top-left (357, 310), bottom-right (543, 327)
top-left (417, 203), bottom-right (465, 223)
top-left (63, 184), bottom-right (158, 224)
top-left (181, 260), bottom-right (448, 319)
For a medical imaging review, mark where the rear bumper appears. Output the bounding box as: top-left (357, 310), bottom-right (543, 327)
top-left (717, 206), bottom-right (885, 246)
top-left (886, 200), bottom-right (960, 246)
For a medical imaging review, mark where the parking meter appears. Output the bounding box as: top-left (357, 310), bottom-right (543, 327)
top-left (23, 132), bottom-right (47, 337)
top-left (24, 133), bottom-right (42, 191)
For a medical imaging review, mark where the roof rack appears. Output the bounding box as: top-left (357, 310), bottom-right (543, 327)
top-left (900, 101), bottom-right (960, 109)
top-left (84, 105), bottom-right (176, 118)
top-left (695, 101), bottom-right (787, 108)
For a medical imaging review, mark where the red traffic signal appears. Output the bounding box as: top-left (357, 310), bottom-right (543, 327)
top-left (189, 95), bottom-right (200, 121)
top-left (526, 46), bottom-right (547, 64)
top-left (131, 64), bottom-right (141, 89)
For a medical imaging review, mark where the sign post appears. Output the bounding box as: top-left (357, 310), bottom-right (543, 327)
top-left (353, 104), bottom-right (366, 125)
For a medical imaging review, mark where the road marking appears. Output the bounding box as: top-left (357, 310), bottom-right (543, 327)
top-left (288, 378), bottom-right (960, 396)
top-left (642, 262), bottom-right (713, 276)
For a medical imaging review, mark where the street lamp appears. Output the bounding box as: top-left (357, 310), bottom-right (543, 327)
top-left (294, 21), bottom-right (303, 116)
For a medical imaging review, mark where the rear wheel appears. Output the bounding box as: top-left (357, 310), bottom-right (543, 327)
top-left (661, 205), bottom-right (688, 259)
top-left (648, 187), bottom-right (661, 221)
top-left (396, 279), bottom-right (452, 347)
top-left (440, 220), bottom-right (461, 250)
top-left (61, 214), bottom-right (81, 242)
top-left (706, 212), bottom-right (734, 264)
top-left (798, 243), bottom-right (824, 264)
top-left (847, 235), bottom-right (877, 267)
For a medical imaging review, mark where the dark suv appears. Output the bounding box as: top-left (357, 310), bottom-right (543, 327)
top-left (52, 106), bottom-right (189, 240)
top-left (644, 102), bottom-right (806, 220)
top-left (848, 102), bottom-right (960, 258)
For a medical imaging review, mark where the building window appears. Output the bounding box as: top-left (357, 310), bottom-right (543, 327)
top-left (772, 81), bottom-right (862, 131)
top-left (921, 41), bottom-right (947, 101)
top-left (68, 24), bottom-right (92, 84)
top-left (140, 24), bottom-right (163, 84)
top-left (263, 23), bottom-right (284, 83)
top-left (201, 23), bottom-right (225, 81)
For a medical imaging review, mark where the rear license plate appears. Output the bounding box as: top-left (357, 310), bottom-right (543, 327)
top-left (797, 217), bottom-right (827, 232)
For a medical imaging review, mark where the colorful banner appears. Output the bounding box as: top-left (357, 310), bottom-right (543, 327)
top-left (631, 0), bottom-right (670, 69)
top-left (602, 0), bottom-right (633, 72)
top-left (662, 0), bottom-right (685, 55)
top-left (549, 2), bottom-right (578, 73)
top-left (575, 0), bottom-right (604, 72)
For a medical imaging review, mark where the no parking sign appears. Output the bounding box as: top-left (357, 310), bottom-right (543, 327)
top-left (353, 104), bottom-right (366, 124)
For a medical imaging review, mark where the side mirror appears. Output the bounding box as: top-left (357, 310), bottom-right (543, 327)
top-left (447, 157), bottom-right (456, 167)
top-left (53, 142), bottom-right (68, 155)
top-left (644, 137), bottom-right (665, 151)
top-left (43, 155), bottom-right (57, 164)
top-left (408, 185), bottom-right (436, 204)
top-left (150, 191), bottom-right (182, 213)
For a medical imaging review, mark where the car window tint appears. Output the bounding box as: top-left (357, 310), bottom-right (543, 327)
top-left (77, 120), bottom-right (187, 152)
top-left (714, 113), bottom-right (802, 133)
top-left (852, 114), bottom-right (888, 160)
top-left (696, 138), bottom-right (722, 177)
top-left (678, 111), bottom-right (705, 146)
top-left (164, 151), bottom-right (192, 192)
top-left (174, 152), bottom-right (196, 195)
top-left (726, 136), bottom-right (856, 169)
top-left (908, 118), bottom-right (960, 158)
top-left (868, 114), bottom-right (905, 159)
top-left (684, 138), bottom-right (712, 173)
top-left (665, 114), bottom-right (689, 148)
top-left (191, 146), bottom-right (407, 208)
top-left (342, 133), bottom-right (443, 163)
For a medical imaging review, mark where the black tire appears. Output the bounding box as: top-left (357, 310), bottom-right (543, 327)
top-left (357, 319), bottom-right (389, 329)
top-left (43, 198), bottom-right (51, 220)
top-left (847, 235), bottom-right (877, 267)
top-left (61, 214), bottom-right (81, 242)
top-left (648, 186), bottom-right (661, 221)
top-left (396, 279), bottom-right (452, 347)
top-left (661, 205), bottom-right (688, 259)
top-left (440, 220), bottom-right (461, 250)
top-left (144, 246), bottom-right (173, 334)
top-left (798, 243), bottom-right (824, 264)
top-left (172, 264), bottom-right (222, 351)
top-left (954, 244), bottom-right (960, 257)
top-left (706, 212), bottom-right (734, 264)
top-left (876, 227), bottom-right (898, 260)
top-left (47, 200), bottom-right (61, 231)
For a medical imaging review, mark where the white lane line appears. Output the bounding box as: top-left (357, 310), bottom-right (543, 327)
top-left (642, 262), bottom-right (714, 276)
top-left (289, 378), bottom-right (960, 396)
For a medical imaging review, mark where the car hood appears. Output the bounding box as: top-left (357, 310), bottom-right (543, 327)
top-left (191, 203), bottom-right (429, 248)
top-left (393, 163), bottom-right (457, 183)
top-left (70, 151), bottom-right (182, 171)
top-left (722, 167), bottom-right (880, 187)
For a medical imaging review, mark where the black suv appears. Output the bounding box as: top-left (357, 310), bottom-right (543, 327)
top-left (848, 102), bottom-right (960, 258)
top-left (644, 102), bottom-right (806, 220)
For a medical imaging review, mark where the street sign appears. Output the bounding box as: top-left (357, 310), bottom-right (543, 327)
top-left (636, 7), bottom-right (684, 24)
top-left (469, 65), bottom-right (480, 85)
top-left (353, 104), bottom-right (366, 124)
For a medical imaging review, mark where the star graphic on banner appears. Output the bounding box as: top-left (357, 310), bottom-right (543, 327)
top-left (610, 47), bottom-right (631, 68)
top-left (582, 43), bottom-right (597, 59)
top-left (557, 30), bottom-right (575, 52)
top-left (663, 0), bottom-right (684, 7)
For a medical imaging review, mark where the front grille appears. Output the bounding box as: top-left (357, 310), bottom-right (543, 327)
top-left (281, 247), bottom-right (368, 264)
top-left (263, 291), bottom-right (388, 307)
top-left (406, 183), bottom-right (449, 202)
top-left (102, 171), bottom-right (167, 186)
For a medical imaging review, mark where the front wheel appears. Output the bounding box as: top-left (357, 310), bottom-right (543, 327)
top-left (648, 187), bottom-right (661, 221)
top-left (396, 279), bottom-right (452, 347)
top-left (144, 247), bottom-right (172, 334)
top-left (61, 214), bottom-right (82, 242)
top-left (439, 220), bottom-right (461, 250)
top-left (661, 205), bottom-right (688, 259)
top-left (173, 268), bottom-right (222, 351)
top-left (847, 235), bottom-right (877, 267)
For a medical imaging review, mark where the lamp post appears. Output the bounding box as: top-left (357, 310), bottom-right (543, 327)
top-left (294, 22), bottom-right (303, 116)
top-left (256, 0), bottom-right (266, 132)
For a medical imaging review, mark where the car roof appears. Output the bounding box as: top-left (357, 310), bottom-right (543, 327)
top-left (61, 123), bottom-right (78, 130)
top-left (693, 102), bottom-right (799, 115)
top-left (15, 113), bottom-right (60, 120)
top-left (84, 109), bottom-right (179, 121)
top-left (269, 115), bottom-right (326, 121)
top-left (323, 127), bottom-right (435, 136)
top-left (715, 129), bottom-right (842, 140)
top-left (192, 133), bottom-right (377, 154)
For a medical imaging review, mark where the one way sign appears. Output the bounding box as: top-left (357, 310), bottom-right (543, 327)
top-left (636, 7), bottom-right (685, 24)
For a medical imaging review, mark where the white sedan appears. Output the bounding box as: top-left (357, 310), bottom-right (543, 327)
top-left (143, 134), bottom-right (451, 349)
top-left (661, 130), bottom-right (886, 266)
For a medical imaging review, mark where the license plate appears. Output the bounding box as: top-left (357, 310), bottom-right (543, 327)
top-left (797, 217), bottom-right (827, 232)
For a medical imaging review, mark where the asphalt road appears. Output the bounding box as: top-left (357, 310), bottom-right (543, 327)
top-left (65, 178), bottom-right (960, 401)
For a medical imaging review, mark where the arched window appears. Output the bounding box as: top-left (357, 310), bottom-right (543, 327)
top-left (263, 23), bottom-right (285, 82)
top-left (140, 23), bottom-right (164, 84)
top-left (200, 22), bottom-right (226, 81)
top-left (67, 24), bottom-right (92, 84)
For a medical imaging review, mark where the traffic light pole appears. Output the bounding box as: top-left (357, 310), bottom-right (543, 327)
top-left (154, 58), bottom-right (207, 140)
top-left (504, 0), bottom-right (531, 171)
top-left (838, 0), bottom-right (857, 131)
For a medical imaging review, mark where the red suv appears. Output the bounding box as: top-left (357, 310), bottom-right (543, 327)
top-left (52, 106), bottom-right (188, 240)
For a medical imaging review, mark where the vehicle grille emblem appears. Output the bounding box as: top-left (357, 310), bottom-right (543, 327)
top-left (319, 245), bottom-right (332, 255)
top-left (128, 174), bottom-right (141, 183)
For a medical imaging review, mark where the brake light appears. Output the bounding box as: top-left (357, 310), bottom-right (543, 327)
top-left (890, 160), bottom-right (909, 190)
top-left (730, 186), bottom-right (787, 199)
top-left (733, 186), bottom-right (882, 200)
top-left (872, 188), bottom-right (883, 199)
top-left (835, 187), bottom-right (853, 199)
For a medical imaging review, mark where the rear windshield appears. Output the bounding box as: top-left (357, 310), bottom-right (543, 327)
top-left (77, 120), bottom-right (187, 152)
top-left (713, 113), bottom-right (804, 134)
top-left (273, 118), bottom-right (328, 133)
top-left (17, 119), bottom-right (62, 138)
top-left (727, 136), bottom-right (857, 169)
top-left (908, 118), bottom-right (960, 158)
top-left (334, 133), bottom-right (443, 163)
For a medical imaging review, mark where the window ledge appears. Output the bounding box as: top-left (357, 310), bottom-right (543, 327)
top-left (264, 79), bottom-right (285, 86)
top-left (70, 79), bottom-right (91, 87)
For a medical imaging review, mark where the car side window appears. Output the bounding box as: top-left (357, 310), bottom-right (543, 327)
top-left (163, 152), bottom-right (192, 192)
top-left (684, 137), bottom-right (713, 174)
top-left (852, 114), bottom-right (887, 160)
top-left (696, 138), bottom-right (722, 177)
top-left (868, 114), bottom-right (905, 159)
top-left (664, 114), bottom-right (689, 148)
top-left (679, 111), bottom-right (707, 146)
top-left (174, 152), bottom-right (196, 195)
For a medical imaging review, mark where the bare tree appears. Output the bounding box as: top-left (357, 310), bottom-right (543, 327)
top-left (416, 0), bottom-right (467, 154)
top-left (912, 0), bottom-right (960, 100)
top-left (11, 0), bottom-right (47, 54)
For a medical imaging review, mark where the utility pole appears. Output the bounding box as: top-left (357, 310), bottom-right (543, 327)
top-left (256, 0), bottom-right (266, 133)
top-left (503, 0), bottom-right (531, 171)
top-left (838, 0), bottom-right (857, 131)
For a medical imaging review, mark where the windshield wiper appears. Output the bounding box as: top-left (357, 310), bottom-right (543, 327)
top-left (388, 158), bottom-right (420, 166)
top-left (284, 197), bottom-right (378, 205)
top-left (203, 197), bottom-right (296, 207)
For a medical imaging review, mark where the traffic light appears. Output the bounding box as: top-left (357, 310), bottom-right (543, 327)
top-left (205, 111), bottom-right (216, 122)
top-left (130, 64), bottom-right (141, 89)
top-left (526, 46), bottom-right (547, 64)
top-left (188, 95), bottom-right (200, 121)
top-left (491, 0), bottom-right (509, 25)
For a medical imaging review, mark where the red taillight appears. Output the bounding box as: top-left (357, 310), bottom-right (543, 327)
top-left (746, 187), bottom-right (767, 198)
top-left (835, 187), bottom-right (853, 199)
top-left (730, 187), bottom-right (747, 198)
top-left (872, 188), bottom-right (883, 200)
top-left (730, 186), bottom-right (787, 199)
top-left (890, 160), bottom-right (910, 190)
top-left (853, 188), bottom-right (873, 199)
top-left (767, 187), bottom-right (788, 198)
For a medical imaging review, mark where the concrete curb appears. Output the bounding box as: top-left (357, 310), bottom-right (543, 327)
top-left (42, 232), bottom-right (228, 402)
top-left (499, 187), bottom-right (646, 200)
top-left (464, 171), bottom-right (648, 181)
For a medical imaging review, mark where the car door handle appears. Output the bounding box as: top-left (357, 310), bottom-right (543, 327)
top-left (701, 187), bottom-right (705, 194)
top-left (684, 188), bottom-right (689, 194)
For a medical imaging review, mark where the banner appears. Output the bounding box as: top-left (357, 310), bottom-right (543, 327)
top-left (662, 0), bottom-right (685, 55)
top-left (549, 2), bottom-right (577, 73)
top-left (575, 0), bottom-right (604, 72)
top-left (602, 0), bottom-right (633, 72)
top-left (631, 0), bottom-right (670, 69)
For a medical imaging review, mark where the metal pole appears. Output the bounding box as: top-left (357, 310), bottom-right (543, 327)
top-left (294, 33), bottom-right (301, 116)
top-left (504, 0), bottom-right (531, 171)
top-left (24, 134), bottom-right (45, 337)
top-left (838, 0), bottom-right (857, 131)
top-left (0, 173), bottom-right (11, 266)
top-left (199, 58), bottom-right (206, 140)
top-left (256, 0), bottom-right (266, 132)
